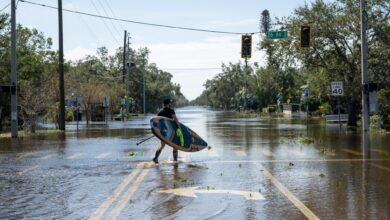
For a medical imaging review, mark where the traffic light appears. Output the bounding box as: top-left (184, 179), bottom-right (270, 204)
top-left (241, 35), bottom-right (252, 58)
top-left (300, 25), bottom-right (311, 48)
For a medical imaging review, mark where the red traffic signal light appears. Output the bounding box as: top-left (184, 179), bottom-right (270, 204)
top-left (300, 26), bottom-right (311, 48)
top-left (241, 35), bottom-right (252, 58)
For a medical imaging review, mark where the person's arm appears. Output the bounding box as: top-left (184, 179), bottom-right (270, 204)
top-left (172, 114), bottom-right (180, 128)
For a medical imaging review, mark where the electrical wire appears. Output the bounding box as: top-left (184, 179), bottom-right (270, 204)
top-left (103, 0), bottom-right (125, 31)
top-left (89, 0), bottom-right (120, 45)
top-left (76, 11), bottom-right (103, 47)
top-left (0, 2), bottom-right (10, 12)
top-left (19, 0), bottom-right (259, 35)
top-left (96, 0), bottom-right (121, 36)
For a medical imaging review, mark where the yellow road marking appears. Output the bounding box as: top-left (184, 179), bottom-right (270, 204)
top-left (18, 165), bottom-right (39, 175)
top-left (371, 163), bottom-right (390, 172)
top-left (204, 158), bottom-right (388, 164)
top-left (15, 152), bottom-right (34, 160)
top-left (89, 165), bottom-right (142, 220)
top-left (256, 163), bottom-right (320, 220)
top-left (341, 149), bottom-right (363, 156)
top-left (105, 169), bottom-right (149, 220)
top-left (39, 153), bottom-right (56, 160)
top-left (96, 152), bottom-right (111, 159)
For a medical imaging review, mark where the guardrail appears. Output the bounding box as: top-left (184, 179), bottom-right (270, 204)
top-left (325, 114), bottom-right (349, 123)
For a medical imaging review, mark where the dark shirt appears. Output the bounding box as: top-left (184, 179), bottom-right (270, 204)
top-left (157, 107), bottom-right (175, 119)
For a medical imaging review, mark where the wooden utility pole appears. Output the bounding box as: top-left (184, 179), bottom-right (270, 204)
top-left (58, 0), bottom-right (65, 131)
top-left (10, 0), bottom-right (18, 138)
top-left (122, 30), bottom-right (127, 83)
top-left (360, 0), bottom-right (369, 131)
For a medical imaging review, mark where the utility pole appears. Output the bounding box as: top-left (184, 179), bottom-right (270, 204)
top-left (127, 34), bottom-right (131, 97)
top-left (10, 0), bottom-right (18, 138)
top-left (360, 0), bottom-right (369, 132)
top-left (143, 70), bottom-right (146, 114)
top-left (122, 30), bottom-right (127, 83)
top-left (58, 0), bottom-right (65, 131)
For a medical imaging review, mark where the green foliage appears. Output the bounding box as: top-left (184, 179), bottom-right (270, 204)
top-left (66, 109), bottom-right (74, 122)
top-left (370, 114), bottom-right (383, 130)
top-left (0, 13), bottom-right (187, 130)
top-left (378, 89), bottom-right (390, 125)
top-left (260, 10), bottom-right (271, 33)
top-left (317, 103), bottom-right (332, 116)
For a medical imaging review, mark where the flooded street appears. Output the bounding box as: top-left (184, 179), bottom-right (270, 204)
top-left (1, 106), bottom-right (390, 219)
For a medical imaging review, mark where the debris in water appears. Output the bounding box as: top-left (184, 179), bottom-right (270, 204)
top-left (300, 137), bottom-right (315, 145)
top-left (128, 152), bottom-right (136, 157)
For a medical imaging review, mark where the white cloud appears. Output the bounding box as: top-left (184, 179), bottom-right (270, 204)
top-left (64, 35), bottom-right (266, 100)
top-left (204, 19), bottom-right (259, 29)
top-left (134, 35), bottom-right (266, 100)
top-left (65, 47), bottom-right (95, 61)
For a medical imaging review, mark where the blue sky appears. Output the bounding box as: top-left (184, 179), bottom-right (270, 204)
top-left (1, 0), bottom-right (315, 100)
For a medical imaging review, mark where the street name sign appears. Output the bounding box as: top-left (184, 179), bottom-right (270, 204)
top-left (266, 31), bottom-right (288, 39)
top-left (331, 81), bottom-right (344, 96)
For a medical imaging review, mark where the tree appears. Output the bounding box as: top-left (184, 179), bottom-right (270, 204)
top-left (260, 10), bottom-right (271, 34)
top-left (258, 0), bottom-right (390, 126)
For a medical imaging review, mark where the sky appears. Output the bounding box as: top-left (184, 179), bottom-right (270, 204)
top-left (1, 0), bottom-right (313, 100)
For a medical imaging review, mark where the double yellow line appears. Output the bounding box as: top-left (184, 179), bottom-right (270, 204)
top-left (89, 162), bottom-right (149, 220)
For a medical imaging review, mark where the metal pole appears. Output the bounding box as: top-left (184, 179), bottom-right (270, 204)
top-left (360, 0), bottom-right (369, 131)
top-left (338, 96), bottom-right (341, 127)
top-left (143, 71), bottom-right (146, 114)
top-left (58, 0), bottom-right (65, 131)
top-left (10, 0), bottom-right (18, 138)
top-left (122, 30), bottom-right (127, 83)
top-left (306, 102), bottom-right (309, 124)
top-left (76, 97), bottom-right (79, 133)
top-left (127, 35), bottom-right (131, 98)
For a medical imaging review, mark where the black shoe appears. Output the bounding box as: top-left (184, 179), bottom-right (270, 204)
top-left (153, 158), bottom-right (159, 164)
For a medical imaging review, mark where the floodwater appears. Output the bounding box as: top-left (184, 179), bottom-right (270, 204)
top-left (1, 106), bottom-right (390, 219)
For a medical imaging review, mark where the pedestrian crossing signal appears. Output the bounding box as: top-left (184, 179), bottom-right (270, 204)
top-left (300, 26), bottom-right (311, 48)
top-left (241, 35), bottom-right (252, 58)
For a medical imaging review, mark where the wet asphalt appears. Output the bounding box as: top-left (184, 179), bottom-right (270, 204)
top-left (1, 106), bottom-right (390, 219)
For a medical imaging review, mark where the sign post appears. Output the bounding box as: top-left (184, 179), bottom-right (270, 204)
top-left (331, 81), bottom-right (344, 126)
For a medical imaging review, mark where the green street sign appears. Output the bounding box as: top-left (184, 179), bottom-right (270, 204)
top-left (266, 31), bottom-right (288, 39)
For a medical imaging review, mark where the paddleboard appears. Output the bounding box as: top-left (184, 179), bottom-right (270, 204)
top-left (150, 116), bottom-right (208, 152)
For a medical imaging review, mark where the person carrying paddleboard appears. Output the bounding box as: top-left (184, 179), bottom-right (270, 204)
top-left (153, 98), bottom-right (184, 164)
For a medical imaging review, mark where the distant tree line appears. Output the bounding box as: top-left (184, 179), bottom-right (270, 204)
top-left (192, 0), bottom-right (390, 127)
top-left (0, 13), bottom-right (187, 132)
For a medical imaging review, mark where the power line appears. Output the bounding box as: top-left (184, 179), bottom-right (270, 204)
top-left (76, 10), bottom-right (103, 47)
top-left (89, 0), bottom-right (120, 45)
top-left (0, 3), bottom-right (10, 12)
top-left (96, 0), bottom-right (121, 36)
top-left (19, 0), bottom-right (260, 35)
top-left (103, 0), bottom-right (125, 31)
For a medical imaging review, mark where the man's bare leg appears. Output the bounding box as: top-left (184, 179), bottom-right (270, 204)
top-left (153, 141), bottom-right (165, 164)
